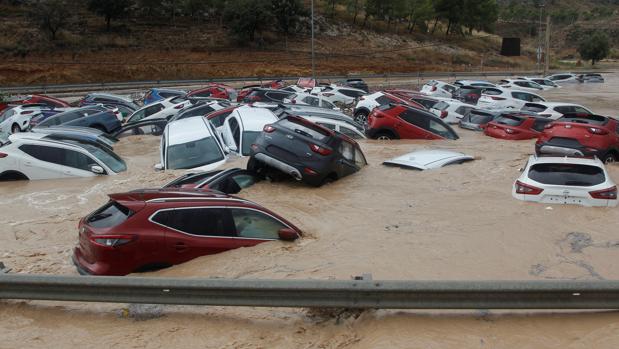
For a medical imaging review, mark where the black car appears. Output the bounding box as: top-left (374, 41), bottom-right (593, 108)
top-left (248, 115), bottom-right (367, 186)
top-left (336, 78), bottom-right (369, 93)
top-left (452, 85), bottom-right (485, 104)
top-left (163, 168), bottom-right (258, 194)
top-left (243, 88), bottom-right (294, 103)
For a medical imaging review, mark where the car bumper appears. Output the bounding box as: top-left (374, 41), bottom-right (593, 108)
top-left (254, 153), bottom-right (302, 180)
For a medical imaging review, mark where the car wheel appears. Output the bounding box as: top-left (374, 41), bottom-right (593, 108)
top-left (375, 132), bottom-right (393, 140)
top-left (354, 111), bottom-right (369, 127)
top-left (603, 153), bottom-right (616, 165)
top-left (11, 124), bottom-right (20, 134)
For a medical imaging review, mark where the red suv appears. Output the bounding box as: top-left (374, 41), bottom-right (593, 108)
top-left (187, 84), bottom-right (237, 101)
top-left (366, 104), bottom-right (459, 140)
top-left (484, 114), bottom-right (552, 140)
top-left (535, 114), bottom-right (619, 164)
top-left (72, 189), bottom-right (301, 276)
top-left (0, 94), bottom-right (70, 112)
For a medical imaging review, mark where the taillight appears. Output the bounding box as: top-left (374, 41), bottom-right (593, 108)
top-left (505, 128), bottom-right (518, 134)
top-left (291, 99), bottom-right (296, 104)
top-left (515, 180), bottom-right (543, 195)
top-left (309, 143), bottom-right (332, 156)
top-left (303, 167), bottom-right (318, 175)
top-left (491, 96), bottom-right (506, 100)
top-left (431, 86), bottom-right (437, 92)
top-left (589, 186), bottom-right (617, 200)
top-left (588, 127), bottom-right (608, 135)
top-left (440, 110), bottom-right (448, 119)
top-left (251, 144), bottom-right (258, 151)
top-left (174, 104), bottom-right (184, 109)
top-left (91, 235), bottom-right (136, 248)
top-left (263, 125), bottom-right (275, 133)
top-left (0, 152), bottom-right (7, 158)
top-left (359, 97), bottom-right (365, 101)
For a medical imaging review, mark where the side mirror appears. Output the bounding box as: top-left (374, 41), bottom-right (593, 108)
top-left (153, 163), bottom-right (164, 171)
top-left (278, 228), bottom-right (299, 241)
top-left (90, 165), bottom-right (104, 174)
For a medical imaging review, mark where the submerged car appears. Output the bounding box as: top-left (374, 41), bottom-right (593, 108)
top-left (72, 189), bottom-right (301, 275)
top-left (0, 133), bottom-right (126, 181)
top-left (535, 114), bottom-right (619, 163)
top-left (157, 116), bottom-right (227, 171)
top-left (577, 73), bottom-right (604, 83)
top-left (521, 102), bottom-right (593, 120)
top-left (484, 114), bottom-right (552, 140)
top-left (143, 88), bottom-right (186, 105)
top-left (219, 105), bottom-right (279, 157)
top-left (420, 80), bottom-right (457, 98)
top-left (429, 99), bottom-right (475, 124)
top-left (366, 104), bottom-right (459, 140)
top-left (383, 150), bottom-right (474, 170)
top-left (513, 155), bottom-right (617, 207)
top-left (353, 91), bottom-right (425, 126)
top-left (458, 109), bottom-right (537, 132)
top-left (248, 115), bottom-right (367, 186)
top-left (164, 168), bottom-right (258, 194)
top-left (477, 87), bottom-right (545, 110)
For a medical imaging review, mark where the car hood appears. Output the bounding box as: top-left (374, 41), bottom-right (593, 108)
top-left (383, 150), bottom-right (474, 170)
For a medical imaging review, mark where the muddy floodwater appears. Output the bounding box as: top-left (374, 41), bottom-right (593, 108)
top-left (1, 75), bottom-right (619, 348)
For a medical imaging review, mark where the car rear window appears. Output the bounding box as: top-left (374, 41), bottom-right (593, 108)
top-left (495, 115), bottom-right (524, 126)
top-left (559, 114), bottom-right (607, 126)
top-left (522, 103), bottom-right (547, 113)
top-left (86, 201), bottom-right (133, 228)
top-left (528, 163), bottom-right (605, 186)
top-left (483, 88), bottom-right (503, 96)
top-left (279, 117), bottom-right (329, 141)
top-left (468, 110), bottom-right (494, 123)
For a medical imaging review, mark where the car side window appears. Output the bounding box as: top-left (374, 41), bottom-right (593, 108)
top-left (399, 109), bottom-right (428, 129)
top-left (303, 96), bottom-right (319, 107)
top-left (554, 106), bottom-right (573, 114)
top-left (321, 100), bottom-right (336, 109)
top-left (58, 112), bottom-right (81, 124)
top-left (354, 146), bottom-right (367, 167)
top-left (19, 144), bottom-right (97, 171)
top-left (129, 109), bottom-right (146, 123)
top-left (230, 208), bottom-right (286, 239)
top-left (455, 106), bottom-right (472, 115)
top-left (338, 141), bottom-right (355, 162)
top-left (428, 119), bottom-right (451, 138)
top-left (532, 119), bottom-right (551, 132)
top-left (375, 95), bottom-right (391, 105)
top-left (573, 106), bottom-right (590, 114)
top-left (228, 117), bottom-right (241, 149)
top-left (145, 104), bottom-right (164, 117)
top-left (339, 126), bottom-right (363, 139)
top-left (151, 208), bottom-right (234, 237)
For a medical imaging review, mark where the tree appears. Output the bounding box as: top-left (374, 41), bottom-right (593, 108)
top-left (223, 0), bottom-right (273, 42)
top-left (405, 0), bottom-right (434, 33)
top-left (272, 0), bottom-right (304, 49)
top-left (87, 0), bottom-right (133, 31)
top-left (32, 0), bottom-right (72, 40)
top-left (462, 0), bottom-right (498, 34)
top-left (346, 0), bottom-right (364, 24)
top-left (579, 31), bottom-right (610, 65)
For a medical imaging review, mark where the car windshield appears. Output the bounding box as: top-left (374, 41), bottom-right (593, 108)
top-left (528, 163), bottom-right (605, 187)
top-left (241, 131), bottom-right (261, 156)
top-left (495, 115), bottom-right (524, 126)
top-left (167, 136), bottom-right (224, 169)
top-left (66, 140), bottom-right (127, 173)
top-left (468, 111), bottom-right (494, 124)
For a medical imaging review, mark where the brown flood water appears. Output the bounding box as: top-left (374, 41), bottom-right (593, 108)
top-left (1, 74), bottom-right (619, 348)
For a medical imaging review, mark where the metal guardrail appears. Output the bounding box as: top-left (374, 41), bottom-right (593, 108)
top-left (0, 70), bottom-right (609, 95)
top-left (1, 269), bottom-right (619, 309)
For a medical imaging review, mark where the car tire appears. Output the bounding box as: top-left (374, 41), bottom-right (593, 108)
top-left (603, 152), bottom-right (616, 165)
top-left (354, 110), bottom-right (369, 126)
top-left (11, 124), bottom-right (20, 134)
top-left (374, 131), bottom-right (394, 140)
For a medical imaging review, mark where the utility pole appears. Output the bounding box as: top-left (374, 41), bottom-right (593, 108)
top-left (311, 0), bottom-right (315, 79)
top-left (537, 2), bottom-right (544, 73)
top-left (544, 15), bottom-right (551, 76)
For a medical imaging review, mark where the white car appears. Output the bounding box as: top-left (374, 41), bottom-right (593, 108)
top-left (0, 104), bottom-right (51, 133)
top-left (521, 102), bottom-right (593, 120)
top-left (124, 96), bottom-right (190, 125)
top-left (477, 87), bottom-right (546, 110)
top-left (499, 79), bottom-right (544, 91)
top-left (545, 73), bottom-right (578, 84)
top-left (219, 105), bottom-right (278, 156)
top-left (0, 133), bottom-right (126, 181)
top-left (157, 116), bottom-right (227, 171)
top-left (453, 80), bottom-right (497, 88)
top-left (353, 91), bottom-right (399, 125)
top-left (524, 77), bottom-right (560, 90)
top-left (429, 99), bottom-right (475, 124)
top-left (299, 115), bottom-right (366, 139)
top-left (383, 150), bottom-right (474, 170)
top-left (284, 92), bottom-right (338, 110)
top-left (311, 85), bottom-right (366, 105)
top-left (420, 80), bottom-right (457, 98)
top-left (513, 155), bottom-right (617, 207)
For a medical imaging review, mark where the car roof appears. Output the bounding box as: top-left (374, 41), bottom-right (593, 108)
top-left (527, 154), bottom-right (604, 167)
top-left (111, 188), bottom-right (242, 202)
top-left (235, 105), bottom-right (278, 131)
top-left (167, 116), bottom-right (212, 145)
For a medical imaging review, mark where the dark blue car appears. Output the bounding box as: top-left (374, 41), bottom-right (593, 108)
top-left (35, 107), bottom-right (121, 134)
top-left (143, 88), bottom-right (186, 105)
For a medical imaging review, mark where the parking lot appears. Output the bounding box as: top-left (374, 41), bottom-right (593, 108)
top-left (0, 73), bottom-right (618, 348)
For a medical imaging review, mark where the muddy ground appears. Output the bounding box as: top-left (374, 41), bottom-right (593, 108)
top-left (0, 76), bottom-right (618, 348)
